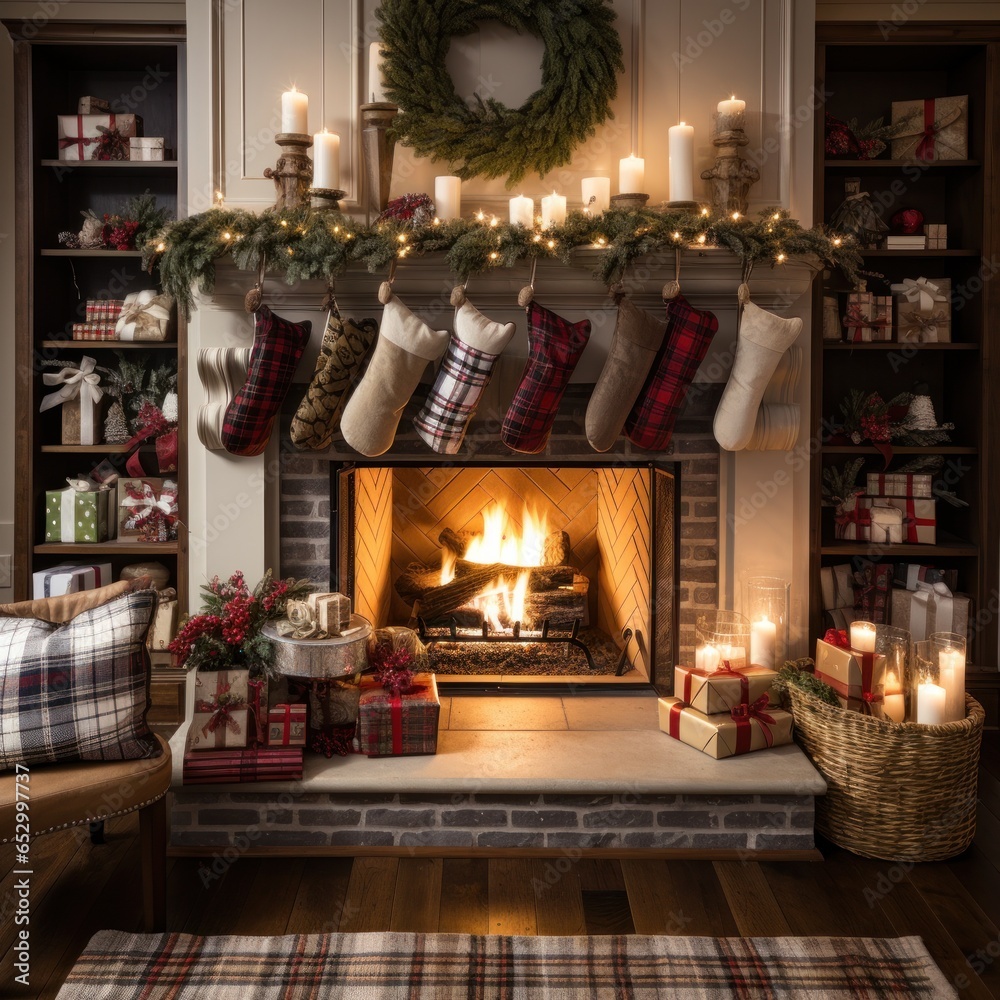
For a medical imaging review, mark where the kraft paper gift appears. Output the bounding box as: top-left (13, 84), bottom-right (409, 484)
top-left (189, 669), bottom-right (251, 751)
top-left (890, 582), bottom-right (970, 643)
top-left (891, 277), bottom-right (951, 344)
top-left (57, 112), bottom-right (142, 160)
top-left (39, 355), bottom-right (105, 445)
top-left (891, 95), bottom-right (968, 161)
top-left (814, 636), bottom-right (886, 714)
top-left (115, 289), bottom-right (175, 341)
top-left (673, 663), bottom-right (777, 716)
top-left (658, 696), bottom-right (793, 760)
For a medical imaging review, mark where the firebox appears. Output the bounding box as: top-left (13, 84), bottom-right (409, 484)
top-left (329, 461), bottom-right (677, 686)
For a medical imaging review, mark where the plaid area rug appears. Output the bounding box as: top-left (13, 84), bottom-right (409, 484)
top-left (56, 931), bottom-right (957, 998)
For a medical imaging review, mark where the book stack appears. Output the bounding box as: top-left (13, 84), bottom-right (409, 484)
top-left (885, 234), bottom-right (927, 250)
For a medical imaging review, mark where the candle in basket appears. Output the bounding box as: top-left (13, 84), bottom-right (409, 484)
top-left (509, 194), bottom-right (534, 227)
top-left (883, 670), bottom-right (905, 723)
top-left (750, 615), bottom-right (776, 669)
top-left (312, 129), bottom-right (340, 190)
top-left (938, 645), bottom-right (966, 723)
top-left (916, 682), bottom-right (947, 725)
top-left (618, 155), bottom-right (644, 194)
top-left (668, 123), bottom-right (694, 202)
top-left (541, 191), bottom-right (566, 228)
top-left (281, 87), bottom-right (308, 134)
top-left (850, 621), bottom-right (877, 653)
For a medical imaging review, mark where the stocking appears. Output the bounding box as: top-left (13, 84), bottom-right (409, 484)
top-left (585, 295), bottom-right (667, 453)
top-left (500, 300), bottom-right (591, 455)
top-left (221, 306), bottom-right (311, 457)
top-left (713, 285), bottom-right (802, 451)
top-left (624, 290), bottom-right (719, 451)
top-left (290, 310), bottom-right (378, 451)
top-left (414, 291), bottom-right (516, 454)
top-left (340, 283), bottom-right (449, 457)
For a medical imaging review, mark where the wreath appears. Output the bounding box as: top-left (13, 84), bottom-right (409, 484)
top-left (375, 0), bottom-right (624, 186)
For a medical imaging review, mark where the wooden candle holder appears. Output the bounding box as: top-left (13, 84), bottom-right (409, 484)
top-left (700, 128), bottom-right (760, 217)
top-left (264, 132), bottom-right (313, 211)
top-left (361, 102), bottom-right (399, 222)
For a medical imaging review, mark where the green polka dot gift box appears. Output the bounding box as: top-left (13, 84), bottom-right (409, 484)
top-left (44, 486), bottom-right (115, 543)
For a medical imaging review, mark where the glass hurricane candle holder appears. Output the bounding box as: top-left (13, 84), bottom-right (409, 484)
top-left (696, 610), bottom-right (750, 670)
top-left (929, 631), bottom-right (967, 723)
top-left (745, 576), bottom-right (789, 669)
top-left (876, 624), bottom-right (910, 723)
top-left (913, 640), bottom-right (948, 725)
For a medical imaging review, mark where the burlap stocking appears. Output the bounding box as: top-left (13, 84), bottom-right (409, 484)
top-left (340, 283), bottom-right (449, 457)
top-left (413, 290), bottom-right (516, 454)
top-left (221, 306), bottom-right (311, 457)
top-left (713, 285), bottom-right (802, 451)
top-left (585, 295), bottom-right (667, 452)
top-left (500, 300), bottom-right (591, 455)
top-left (289, 310), bottom-right (378, 451)
top-left (624, 290), bottom-right (719, 451)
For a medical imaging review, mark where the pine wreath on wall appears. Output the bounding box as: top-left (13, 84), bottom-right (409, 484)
top-left (375, 0), bottom-right (624, 186)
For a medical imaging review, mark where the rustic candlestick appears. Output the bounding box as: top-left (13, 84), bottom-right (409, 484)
top-left (264, 132), bottom-right (314, 211)
top-left (610, 193), bottom-right (649, 211)
top-left (700, 127), bottom-right (760, 217)
top-left (309, 187), bottom-right (346, 212)
top-left (361, 102), bottom-right (399, 222)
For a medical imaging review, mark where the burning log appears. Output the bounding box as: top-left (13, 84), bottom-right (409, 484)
top-left (395, 562), bottom-right (444, 605)
top-left (415, 562), bottom-right (508, 622)
top-left (523, 589), bottom-right (588, 627)
top-left (542, 530), bottom-right (571, 567)
top-left (438, 527), bottom-right (477, 559)
top-left (453, 559), bottom-right (575, 591)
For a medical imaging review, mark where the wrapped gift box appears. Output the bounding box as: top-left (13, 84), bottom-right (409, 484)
top-left (358, 672), bottom-right (440, 757)
top-left (32, 562), bottom-right (113, 599)
top-left (85, 299), bottom-right (124, 323)
top-left (858, 496), bottom-right (936, 545)
top-left (866, 472), bottom-right (933, 498)
top-left (834, 497), bottom-right (873, 542)
top-left (893, 563), bottom-right (958, 593)
top-left (868, 295), bottom-right (892, 342)
top-left (267, 704), bottom-right (308, 747)
top-left (842, 288), bottom-right (874, 342)
top-left (115, 289), bottom-right (175, 342)
top-left (182, 747), bottom-right (303, 784)
top-left (814, 637), bottom-right (887, 713)
top-left (148, 587), bottom-right (178, 651)
top-left (820, 564), bottom-right (855, 611)
top-left (117, 478), bottom-right (179, 542)
top-left (39, 355), bottom-right (106, 445)
top-left (890, 584), bottom-right (970, 643)
top-left (129, 136), bottom-right (166, 161)
top-left (658, 696), bottom-right (793, 760)
top-left (189, 669), bottom-right (251, 751)
top-left (77, 96), bottom-right (111, 114)
top-left (44, 487), bottom-right (114, 543)
top-left (853, 563), bottom-right (893, 625)
top-left (924, 224), bottom-right (948, 250)
top-left (304, 592), bottom-right (352, 635)
top-left (673, 664), bottom-right (776, 716)
top-left (892, 96), bottom-right (968, 161)
top-left (72, 323), bottom-right (118, 341)
top-left (870, 503), bottom-right (905, 545)
top-left (56, 112), bottom-right (142, 160)
top-left (892, 277), bottom-right (951, 344)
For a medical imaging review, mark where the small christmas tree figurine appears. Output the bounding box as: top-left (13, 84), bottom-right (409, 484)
top-left (103, 399), bottom-right (130, 444)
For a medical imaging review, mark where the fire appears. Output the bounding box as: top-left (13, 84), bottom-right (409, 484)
top-left (438, 502), bottom-right (548, 629)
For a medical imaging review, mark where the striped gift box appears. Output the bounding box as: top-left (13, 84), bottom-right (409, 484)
top-left (865, 472), bottom-right (933, 498)
top-left (85, 299), bottom-right (125, 323)
top-left (72, 322), bottom-right (119, 341)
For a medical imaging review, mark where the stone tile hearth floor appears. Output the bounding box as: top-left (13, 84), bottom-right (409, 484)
top-left (168, 691), bottom-right (826, 798)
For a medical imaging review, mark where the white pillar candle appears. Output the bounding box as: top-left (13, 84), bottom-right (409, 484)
top-left (581, 176), bottom-right (611, 214)
top-left (541, 191), bottom-right (566, 228)
top-left (312, 129), bottom-right (340, 190)
top-left (434, 175), bottom-right (461, 221)
top-left (281, 87), bottom-right (308, 134)
top-left (850, 621), bottom-right (877, 653)
top-left (509, 194), bottom-right (534, 227)
top-left (750, 616), bottom-right (776, 669)
top-left (618, 155), bottom-right (644, 194)
top-left (695, 644), bottom-right (721, 672)
top-left (717, 95), bottom-right (746, 133)
top-left (668, 123), bottom-right (695, 202)
top-left (916, 682), bottom-right (947, 725)
top-left (369, 42), bottom-right (387, 103)
top-left (939, 646), bottom-right (966, 722)
top-left (883, 693), bottom-right (906, 723)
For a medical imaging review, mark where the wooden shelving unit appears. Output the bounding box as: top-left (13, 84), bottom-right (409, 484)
top-left (8, 21), bottom-right (188, 608)
top-left (812, 25), bottom-right (999, 684)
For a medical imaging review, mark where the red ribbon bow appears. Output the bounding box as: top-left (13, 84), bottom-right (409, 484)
top-left (823, 629), bottom-right (850, 649)
top-left (835, 501), bottom-right (871, 536)
top-left (729, 693), bottom-right (776, 753)
top-left (916, 98), bottom-right (938, 161)
top-left (202, 702), bottom-right (241, 739)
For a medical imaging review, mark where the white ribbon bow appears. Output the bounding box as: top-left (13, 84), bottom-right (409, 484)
top-left (890, 277), bottom-right (946, 314)
top-left (121, 481), bottom-right (178, 525)
top-left (910, 579), bottom-right (954, 639)
top-left (39, 356), bottom-right (104, 412)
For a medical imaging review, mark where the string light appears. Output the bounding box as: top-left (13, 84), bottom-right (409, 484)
top-left (489, 251), bottom-right (499, 260)
top-left (696, 233), bottom-right (707, 244)
top-left (731, 211), bottom-right (741, 221)
top-left (433, 217), bottom-right (441, 226)
top-left (287, 247), bottom-right (294, 256)
top-left (476, 210), bottom-right (486, 221)
top-left (595, 236), bottom-right (607, 246)
top-left (772, 212), bottom-right (781, 220)
top-left (333, 225), bottom-right (340, 233)
top-left (672, 231), bottom-right (682, 241)
top-left (397, 234), bottom-right (407, 244)
top-left (832, 237), bottom-right (842, 247)
top-left (280, 219), bottom-right (289, 228)
top-left (547, 239), bottom-right (556, 249)
top-left (776, 251), bottom-right (786, 262)
top-left (701, 207), bottom-right (709, 217)
top-left (221, 231), bottom-right (231, 241)
top-left (215, 190), bottom-right (224, 205)
top-left (155, 242), bottom-right (166, 252)
top-left (533, 234), bottom-right (542, 243)
top-left (489, 216), bottom-right (499, 228)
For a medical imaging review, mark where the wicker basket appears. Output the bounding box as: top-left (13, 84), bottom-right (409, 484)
top-left (787, 687), bottom-right (984, 861)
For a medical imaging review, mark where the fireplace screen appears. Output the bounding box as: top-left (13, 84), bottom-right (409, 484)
top-left (333, 464), bottom-right (675, 684)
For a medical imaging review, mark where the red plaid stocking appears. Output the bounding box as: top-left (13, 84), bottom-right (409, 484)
top-left (624, 293), bottom-right (719, 451)
top-left (501, 301), bottom-right (591, 454)
top-left (221, 306), bottom-right (311, 457)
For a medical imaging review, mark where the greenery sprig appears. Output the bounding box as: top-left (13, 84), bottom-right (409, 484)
top-left (145, 206), bottom-right (863, 315)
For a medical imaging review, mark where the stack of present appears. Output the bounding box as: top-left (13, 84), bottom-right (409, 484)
top-left (842, 282), bottom-right (892, 342)
top-left (814, 629), bottom-right (886, 715)
top-left (72, 299), bottom-right (125, 341)
top-left (890, 277), bottom-right (951, 344)
top-left (56, 95), bottom-right (166, 161)
top-left (835, 472), bottom-right (936, 546)
top-left (182, 747), bottom-right (303, 784)
top-left (658, 662), bottom-right (793, 759)
top-left (32, 561), bottom-right (113, 599)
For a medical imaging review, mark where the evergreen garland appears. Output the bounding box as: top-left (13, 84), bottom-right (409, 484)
top-left (145, 206), bottom-right (863, 315)
top-left (375, 0), bottom-right (624, 184)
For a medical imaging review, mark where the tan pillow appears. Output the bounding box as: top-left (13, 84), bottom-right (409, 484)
top-left (0, 578), bottom-right (138, 624)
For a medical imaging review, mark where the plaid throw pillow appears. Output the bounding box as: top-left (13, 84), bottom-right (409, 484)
top-left (0, 589), bottom-right (158, 770)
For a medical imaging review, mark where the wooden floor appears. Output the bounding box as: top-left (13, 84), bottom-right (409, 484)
top-left (2, 734), bottom-right (998, 999)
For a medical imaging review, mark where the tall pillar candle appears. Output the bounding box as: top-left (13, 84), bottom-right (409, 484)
top-left (618, 155), bottom-right (644, 194)
top-left (717, 96), bottom-right (746, 133)
top-left (541, 191), bottom-right (566, 228)
top-left (750, 616), bottom-right (776, 669)
top-left (582, 176), bottom-right (611, 214)
top-left (916, 682), bottom-right (947, 724)
top-left (369, 42), bottom-right (387, 103)
top-left (312, 129), bottom-right (340, 190)
top-left (281, 87), bottom-right (309, 134)
top-left (434, 175), bottom-right (461, 221)
top-left (509, 194), bottom-right (534, 227)
top-left (939, 645), bottom-right (966, 722)
top-left (668, 122), bottom-right (695, 202)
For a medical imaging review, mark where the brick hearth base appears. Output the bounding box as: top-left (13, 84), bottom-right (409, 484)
top-left (168, 694), bottom-right (825, 857)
